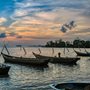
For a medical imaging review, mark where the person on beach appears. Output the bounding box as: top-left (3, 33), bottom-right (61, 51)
top-left (58, 52), bottom-right (61, 58)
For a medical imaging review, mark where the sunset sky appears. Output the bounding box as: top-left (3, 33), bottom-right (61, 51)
top-left (0, 0), bottom-right (90, 45)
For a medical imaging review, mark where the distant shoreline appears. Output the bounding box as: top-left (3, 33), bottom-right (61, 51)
top-left (45, 38), bottom-right (90, 48)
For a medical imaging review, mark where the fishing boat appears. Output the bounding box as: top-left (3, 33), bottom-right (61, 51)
top-left (1, 52), bottom-right (49, 66)
top-left (32, 52), bottom-right (80, 64)
top-left (0, 64), bottom-right (10, 76)
top-left (50, 82), bottom-right (90, 90)
top-left (74, 50), bottom-right (90, 56)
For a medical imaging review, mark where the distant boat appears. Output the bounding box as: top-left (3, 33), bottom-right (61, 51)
top-left (1, 52), bottom-right (49, 66)
top-left (32, 52), bottom-right (80, 64)
top-left (74, 50), bottom-right (90, 56)
top-left (50, 82), bottom-right (90, 90)
top-left (16, 45), bottom-right (22, 47)
top-left (0, 64), bottom-right (10, 76)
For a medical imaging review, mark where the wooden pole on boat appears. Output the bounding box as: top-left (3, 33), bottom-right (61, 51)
top-left (0, 44), bottom-right (5, 54)
top-left (65, 42), bottom-right (69, 52)
top-left (79, 42), bottom-right (88, 53)
top-left (52, 48), bottom-right (54, 56)
top-left (78, 43), bottom-right (81, 51)
top-left (20, 45), bottom-right (22, 51)
top-left (4, 44), bottom-right (10, 55)
top-left (0, 43), bottom-right (10, 55)
top-left (63, 42), bottom-right (66, 55)
top-left (22, 47), bottom-right (27, 56)
top-left (38, 48), bottom-right (41, 54)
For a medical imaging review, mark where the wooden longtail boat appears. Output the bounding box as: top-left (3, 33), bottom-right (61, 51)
top-left (50, 83), bottom-right (90, 90)
top-left (0, 64), bottom-right (10, 76)
top-left (32, 52), bottom-right (80, 64)
top-left (74, 50), bottom-right (90, 56)
top-left (1, 52), bottom-right (49, 66)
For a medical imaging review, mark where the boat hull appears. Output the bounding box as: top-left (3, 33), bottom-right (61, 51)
top-left (1, 53), bottom-right (49, 66)
top-left (50, 83), bottom-right (90, 90)
top-left (0, 65), bottom-right (10, 76)
top-left (50, 57), bottom-right (80, 64)
top-left (32, 52), bottom-right (80, 64)
top-left (74, 50), bottom-right (90, 56)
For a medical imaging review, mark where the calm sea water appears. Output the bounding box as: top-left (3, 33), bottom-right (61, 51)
top-left (0, 47), bottom-right (90, 90)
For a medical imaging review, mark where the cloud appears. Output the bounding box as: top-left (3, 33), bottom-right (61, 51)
top-left (0, 32), bottom-right (7, 38)
top-left (60, 20), bottom-right (77, 33)
top-left (22, 35), bottom-right (59, 39)
top-left (12, 9), bottom-right (29, 17)
top-left (2, 8), bottom-right (90, 41)
top-left (8, 6), bottom-right (90, 41)
top-left (0, 0), bottom-right (90, 45)
top-left (66, 28), bottom-right (90, 35)
top-left (8, 32), bottom-right (17, 36)
top-left (0, 17), bottom-right (7, 25)
top-left (7, 32), bottom-right (23, 39)
top-left (75, 28), bottom-right (90, 34)
top-left (0, 26), bottom-right (7, 31)
top-left (61, 28), bottom-right (90, 41)
top-left (16, 35), bottom-right (23, 38)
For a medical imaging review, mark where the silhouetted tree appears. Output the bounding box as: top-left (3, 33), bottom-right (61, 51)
top-left (45, 38), bottom-right (90, 48)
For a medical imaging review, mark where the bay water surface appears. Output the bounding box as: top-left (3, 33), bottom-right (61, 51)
top-left (0, 47), bottom-right (90, 90)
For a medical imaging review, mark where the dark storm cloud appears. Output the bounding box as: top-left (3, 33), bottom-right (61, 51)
top-left (0, 32), bottom-right (7, 38)
top-left (60, 21), bottom-right (76, 33)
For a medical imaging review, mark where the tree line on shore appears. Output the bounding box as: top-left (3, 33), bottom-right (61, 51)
top-left (45, 39), bottom-right (90, 48)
